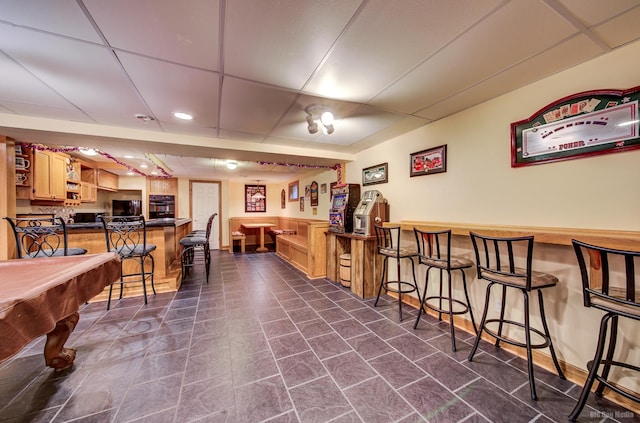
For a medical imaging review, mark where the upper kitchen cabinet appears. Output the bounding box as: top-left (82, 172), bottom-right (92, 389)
top-left (32, 150), bottom-right (67, 201)
top-left (148, 178), bottom-right (177, 196)
top-left (80, 164), bottom-right (97, 203)
top-left (97, 169), bottom-right (119, 192)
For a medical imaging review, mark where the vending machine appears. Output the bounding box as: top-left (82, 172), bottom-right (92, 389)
top-left (353, 190), bottom-right (388, 236)
top-left (328, 184), bottom-right (360, 233)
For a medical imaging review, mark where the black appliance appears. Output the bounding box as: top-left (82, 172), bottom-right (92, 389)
top-left (149, 195), bottom-right (175, 219)
top-left (112, 200), bottom-right (142, 217)
top-left (74, 212), bottom-right (106, 223)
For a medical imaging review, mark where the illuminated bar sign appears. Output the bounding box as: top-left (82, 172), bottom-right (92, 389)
top-left (511, 86), bottom-right (640, 167)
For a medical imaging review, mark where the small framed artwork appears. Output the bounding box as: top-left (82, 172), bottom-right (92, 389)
top-left (320, 183), bottom-right (327, 194)
top-left (410, 144), bottom-right (447, 177)
top-left (245, 184), bottom-right (266, 212)
top-left (362, 162), bottom-right (388, 186)
top-left (299, 197), bottom-right (304, 212)
top-left (310, 181), bottom-right (318, 206)
top-left (281, 189), bottom-right (286, 209)
top-left (288, 180), bottom-right (299, 202)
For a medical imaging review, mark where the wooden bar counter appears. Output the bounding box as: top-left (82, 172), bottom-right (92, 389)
top-left (66, 218), bottom-right (192, 300)
top-left (326, 231), bottom-right (382, 299)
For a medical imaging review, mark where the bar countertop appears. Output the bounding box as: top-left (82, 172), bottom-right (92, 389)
top-left (66, 217), bottom-right (192, 230)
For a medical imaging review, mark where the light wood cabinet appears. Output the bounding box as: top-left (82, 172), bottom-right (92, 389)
top-left (80, 164), bottom-right (97, 203)
top-left (32, 150), bottom-right (67, 201)
top-left (97, 169), bottom-right (118, 191)
top-left (148, 177), bottom-right (177, 195)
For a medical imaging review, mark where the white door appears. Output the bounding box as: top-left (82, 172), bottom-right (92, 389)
top-left (191, 182), bottom-right (220, 250)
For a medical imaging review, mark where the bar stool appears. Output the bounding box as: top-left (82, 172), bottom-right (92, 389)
top-left (569, 240), bottom-right (640, 421)
top-left (373, 224), bottom-right (420, 322)
top-left (180, 213), bottom-right (216, 282)
top-left (413, 228), bottom-right (476, 351)
top-left (4, 216), bottom-right (87, 258)
top-left (99, 215), bottom-right (155, 310)
top-left (467, 232), bottom-right (565, 400)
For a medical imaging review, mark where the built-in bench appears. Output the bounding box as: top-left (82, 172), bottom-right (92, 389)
top-left (275, 218), bottom-right (329, 278)
top-left (228, 216), bottom-right (279, 253)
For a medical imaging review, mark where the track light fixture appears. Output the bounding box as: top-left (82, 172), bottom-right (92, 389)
top-left (305, 105), bottom-right (335, 135)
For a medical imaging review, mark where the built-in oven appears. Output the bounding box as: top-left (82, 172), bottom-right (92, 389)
top-left (149, 195), bottom-right (175, 219)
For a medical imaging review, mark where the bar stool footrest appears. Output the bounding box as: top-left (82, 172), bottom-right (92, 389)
top-left (482, 318), bottom-right (550, 350)
top-left (382, 280), bottom-right (418, 295)
top-left (423, 296), bottom-right (471, 316)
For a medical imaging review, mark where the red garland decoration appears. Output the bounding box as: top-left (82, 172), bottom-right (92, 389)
top-left (256, 161), bottom-right (340, 170)
top-left (22, 143), bottom-right (173, 178)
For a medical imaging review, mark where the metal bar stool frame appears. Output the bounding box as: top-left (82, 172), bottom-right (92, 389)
top-left (569, 239), bottom-right (640, 421)
top-left (4, 216), bottom-right (87, 258)
top-left (180, 213), bottom-right (216, 282)
top-left (99, 215), bottom-right (156, 310)
top-left (373, 224), bottom-right (421, 322)
top-left (467, 232), bottom-right (565, 400)
top-left (413, 228), bottom-right (477, 351)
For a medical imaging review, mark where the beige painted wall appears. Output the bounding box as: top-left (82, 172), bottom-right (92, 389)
top-left (343, 40), bottom-right (640, 392)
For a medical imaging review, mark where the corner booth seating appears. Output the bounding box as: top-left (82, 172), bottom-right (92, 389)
top-left (228, 216), bottom-right (329, 278)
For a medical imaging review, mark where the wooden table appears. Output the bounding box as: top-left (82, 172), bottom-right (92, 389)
top-left (241, 223), bottom-right (276, 252)
top-left (0, 253), bottom-right (121, 371)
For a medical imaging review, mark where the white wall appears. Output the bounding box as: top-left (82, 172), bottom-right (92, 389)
top-left (344, 40), bottom-right (640, 392)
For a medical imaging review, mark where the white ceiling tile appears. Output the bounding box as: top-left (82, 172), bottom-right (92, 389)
top-left (370, 0), bottom-right (581, 114)
top-left (0, 0), bottom-right (102, 42)
top-left (591, 5), bottom-right (640, 48)
top-left (415, 34), bottom-right (604, 120)
top-left (224, 0), bottom-right (361, 89)
top-left (557, 0), bottom-right (640, 26)
top-left (305, 0), bottom-right (503, 102)
top-left (83, 0), bottom-right (220, 70)
top-left (220, 77), bottom-right (297, 135)
top-left (0, 101), bottom-right (92, 122)
top-left (0, 27), bottom-right (148, 116)
top-left (0, 48), bottom-right (74, 108)
top-left (117, 51), bottom-right (219, 127)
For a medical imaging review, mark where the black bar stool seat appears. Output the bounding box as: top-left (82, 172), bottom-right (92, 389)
top-left (467, 232), bottom-right (565, 401)
top-left (569, 239), bottom-right (640, 421)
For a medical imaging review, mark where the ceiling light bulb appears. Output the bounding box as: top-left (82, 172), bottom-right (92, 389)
top-left (322, 124), bottom-right (334, 135)
top-left (174, 112), bottom-right (193, 120)
top-left (320, 111), bottom-right (334, 126)
top-left (306, 114), bottom-right (319, 134)
top-left (140, 163), bottom-right (148, 168)
top-left (226, 160), bottom-right (238, 170)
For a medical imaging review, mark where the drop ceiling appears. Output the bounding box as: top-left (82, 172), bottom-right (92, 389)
top-left (1, 0), bottom-right (639, 181)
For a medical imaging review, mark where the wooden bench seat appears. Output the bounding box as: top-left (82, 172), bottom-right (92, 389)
top-left (231, 231), bottom-right (246, 253)
top-left (275, 219), bottom-right (329, 278)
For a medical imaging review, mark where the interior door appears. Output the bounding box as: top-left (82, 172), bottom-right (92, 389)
top-left (191, 181), bottom-right (220, 250)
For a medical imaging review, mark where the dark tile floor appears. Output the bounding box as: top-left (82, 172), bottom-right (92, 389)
top-left (1, 250), bottom-right (638, 422)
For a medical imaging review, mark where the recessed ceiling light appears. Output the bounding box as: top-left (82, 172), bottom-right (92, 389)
top-left (124, 155), bottom-right (135, 159)
top-left (140, 163), bottom-right (148, 168)
top-left (81, 148), bottom-right (98, 156)
top-left (151, 171), bottom-right (158, 175)
top-left (226, 160), bottom-right (238, 170)
top-left (174, 112), bottom-right (193, 120)
top-left (126, 171), bottom-right (134, 175)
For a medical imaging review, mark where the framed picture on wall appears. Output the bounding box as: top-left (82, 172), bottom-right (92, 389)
top-left (362, 162), bottom-right (388, 185)
top-left (281, 189), bottom-right (286, 209)
top-left (410, 144), bottom-right (447, 177)
top-left (288, 180), bottom-right (299, 202)
top-left (245, 184), bottom-right (266, 212)
top-left (299, 197), bottom-right (304, 212)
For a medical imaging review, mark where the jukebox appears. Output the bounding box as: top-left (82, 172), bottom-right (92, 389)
top-left (353, 190), bottom-right (388, 236)
top-left (328, 184), bottom-right (360, 233)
